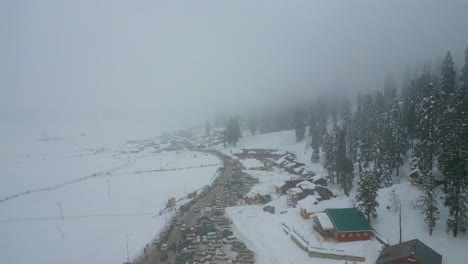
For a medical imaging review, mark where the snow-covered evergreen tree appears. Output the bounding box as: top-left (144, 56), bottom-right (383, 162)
top-left (420, 174), bottom-right (439, 235)
top-left (438, 83), bottom-right (468, 237)
top-left (335, 126), bottom-right (354, 195)
top-left (384, 74), bottom-right (398, 102)
top-left (323, 129), bottom-right (338, 183)
top-left (440, 51), bottom-right (456, 99)
top-left (225, 117), bottom-right (242, 146)
top-left (308, 105), bottom-right (316, 137)
top-left (344, 114), bottom-right (358, 163)
top-left (359, 93), bottom-right (375, 167)
top-left (356, 168), bottom-right (379, 222)
top-left (413, 74), bottom-right (439, 177)
top-left (388, 99), bottom-right (407, 177)
top-left (311, 127), bottom-right (320, 163)
top-left (461, 45), bottom-right (468, 84)
top-left (294, 108), bottom-right (306, 142)
top-left (403, 80), bottom-right (418, 149)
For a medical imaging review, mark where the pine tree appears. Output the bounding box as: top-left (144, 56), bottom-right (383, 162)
top-left (371, 91), bottom-right (388, 176)
top-left (294, 108), bottom-right (306, 142)
top-left (400, 66), bottom-right (412, 99)
top-left (309, 104), bottom-right (317, 136)
top-left (360, 93), bottom-right (375, 167)
top-left (403, 80), bottom-right (418, 148)
top-left (231, 117), bottom-right (241, 146)
top-left (388, 99), bottom-right (407, 177)
top-left (440, 51), bottom-right (456, 100)
top-left (384, 74), bottom-right (398, 102)
top-left (420, 174), bottom-right (439, 236)
top-left (413, 74), bottom-right (439, 177)
top-left (323, 130), bottom-right (338, 183)
top-left (345, 114), bottom-right (358, 163)
top-left (311, 127), bottom-right (320, 163)
top-left (438, 83), bottom-right (468, 237)
top-left (247, 111), bottom-right (258, 135)
top-left (335, 126), bottom-right (349, 192)
top-left (225, 117), bottom-right (242, 146)
top-left (338, 96), bottom-right (351, 120)
top-left (461, 45), bottom-right (468, 84)
top-left (356, 168), bottom-right (379, 222)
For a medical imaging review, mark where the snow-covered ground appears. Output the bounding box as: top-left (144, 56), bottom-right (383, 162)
top-left (239, 158), bottom-right (264, 169)
top-left (0, 133), bottom-right (220, 264)
top-left (373, 183), bottom-right (468, 264)
top-left (220, 129), bottom-right (468, 264)
top-left (216, 129), bottom-right (326, 177)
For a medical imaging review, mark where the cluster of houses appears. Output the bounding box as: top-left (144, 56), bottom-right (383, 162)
top-left (271, 158), bottom-right (442, 264)
top-left (275, 153), bottom-right (313, 177)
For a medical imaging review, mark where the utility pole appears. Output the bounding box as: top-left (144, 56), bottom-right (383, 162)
top-left (126, 233), bottom-right (133, 262)
top-left (106, 180), bottom-right (111, 198)
top-left (399, 203), bottom-right (402, 244)
top-left (57, 202), bottom-right (64, 220)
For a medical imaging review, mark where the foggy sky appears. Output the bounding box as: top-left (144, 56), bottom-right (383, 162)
top-left (2, 0), bottom-right (468, 133)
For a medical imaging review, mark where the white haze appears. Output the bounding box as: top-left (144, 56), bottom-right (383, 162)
top-left (2, 0), bottom-right (468, 140)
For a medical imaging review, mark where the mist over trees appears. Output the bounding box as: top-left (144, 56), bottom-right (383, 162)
top-left (217, 44), bottom-right (468, 237)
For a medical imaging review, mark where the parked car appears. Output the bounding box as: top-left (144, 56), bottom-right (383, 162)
top-left (223, 235), bottom-right (236, 244)
top-left (215, 251), bottom-right (228, 260)
top-left (161, 243), bottom-right (168, 252)
top-left (205, 246), bottom-right (217, 255)
top-left (210, 240), bottom-right (223, 248)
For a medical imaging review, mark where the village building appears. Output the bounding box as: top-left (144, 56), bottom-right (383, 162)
top-left (313, 208), bottom-right (373, 242)
top-left (297, 195), bottom-right (323, 219)
top-left (274, 177), bottom-right (304, 195)
top-left (286, 187), bottom-right (303, 206)
top-left (375, 239), bottom-right (442, 264)
top-left (296, 180), bottom-right (317, 196)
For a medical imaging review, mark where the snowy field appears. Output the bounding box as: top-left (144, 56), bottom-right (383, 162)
top-left (0, 132), bottom-right (220, 264)
top-left (239, 158), bottom-right (264, 169)
top-left (373, 183), bottom-right (468, 264)
top-left (216, 129), bottom-right (326, 176)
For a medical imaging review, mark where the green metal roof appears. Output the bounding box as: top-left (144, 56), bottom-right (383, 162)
top-left (326, 208), bottom-right (373, 232)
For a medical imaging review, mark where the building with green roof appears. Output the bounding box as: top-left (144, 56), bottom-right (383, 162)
top-left (313, 208), bottom-right (374, 242)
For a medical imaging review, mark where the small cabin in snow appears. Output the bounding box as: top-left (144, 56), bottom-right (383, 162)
top-left (313, 208), bottom-right (373, 242)
top-left (297, 195), bottom-right (323, 219)
top-left (375, 239), bottom-right (442, 264)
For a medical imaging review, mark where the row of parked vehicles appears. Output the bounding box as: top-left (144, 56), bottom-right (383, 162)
top-left (155, 161), bottom-right (256, 264)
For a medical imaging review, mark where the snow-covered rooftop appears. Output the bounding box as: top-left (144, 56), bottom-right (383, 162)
top-left (296, 180), bottom-right (316, 190)
top-left (273, 181), bottom-right (286, 188)
top-left (287, 187), bottom-right (303, 194)
top-left (314, 212), bottom-right (335, 230)
top-left (275, 155), bottom-right (288, 164)
top-left (297, 195), bottom-right (324, 213)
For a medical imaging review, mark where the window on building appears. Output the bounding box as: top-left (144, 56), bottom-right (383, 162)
top-left (364, 233), bottom-right (369, 236)
top-left (341, 234), bottom-right (345, 238)
top-left (357, 233), bottom-right (361, 237)
top-left (349, 233), bottom-right (353, 237)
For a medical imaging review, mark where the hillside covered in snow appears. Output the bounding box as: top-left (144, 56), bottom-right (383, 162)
top-left (215, 129), bottom-right (468, 264)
